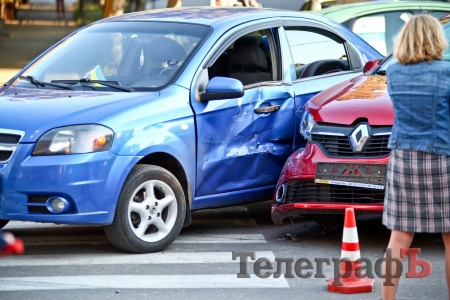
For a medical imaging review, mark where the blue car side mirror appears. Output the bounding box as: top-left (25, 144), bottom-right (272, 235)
top-left (198, 77), bottom-right (244, 102)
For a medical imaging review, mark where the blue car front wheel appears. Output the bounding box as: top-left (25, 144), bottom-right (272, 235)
top-left (104, 164), bottom-right (186, 253)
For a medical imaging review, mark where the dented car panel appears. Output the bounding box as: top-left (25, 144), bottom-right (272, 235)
top-left (291, 72), bottom-right (365, 150)
top-left (194, 85), bottom-right (294, 199)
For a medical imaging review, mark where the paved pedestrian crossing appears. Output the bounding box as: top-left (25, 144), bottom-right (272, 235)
top-left (0, 220), bottom-right (290, 292)
top-left (0, 274), bottom-right (289, 291)
top-left (0, 249), bottom-right (274, 267)
top-left (13, 232), bottom-right (266, 246)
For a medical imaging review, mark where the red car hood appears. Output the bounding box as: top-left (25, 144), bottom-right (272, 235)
top-left (307, 75), bottom-right (394, 126)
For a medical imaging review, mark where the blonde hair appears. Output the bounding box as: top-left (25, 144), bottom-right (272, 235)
top-left (394, 14), bottom-right (448, 64)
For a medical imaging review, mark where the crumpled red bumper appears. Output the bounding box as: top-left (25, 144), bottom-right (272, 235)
top-left (271, 202), bottom-right (383, 225)
top-left (271, 143), bottom-right (388, 225)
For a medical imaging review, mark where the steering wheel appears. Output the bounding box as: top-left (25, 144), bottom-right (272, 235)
top-left (159, 67), bottom-right (178, 78)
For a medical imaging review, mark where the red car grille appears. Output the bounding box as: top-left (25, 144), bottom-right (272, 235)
top-left (312, 134), bottom-right (390, 157)
top-left (286, 181), bottom-right (385, 204)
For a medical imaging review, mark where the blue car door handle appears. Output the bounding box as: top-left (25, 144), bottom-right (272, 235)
top-left (254, 105), bottom-right (280, 114)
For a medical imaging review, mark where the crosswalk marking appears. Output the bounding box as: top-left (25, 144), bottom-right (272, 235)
top-left (0, 274), bottom-right (289, 291)
top-left (19, 233), bottom-right (266, 246)
top-left (0, 218), bottom-right (289, 292)
top-left (191, 218), bottom-right (258, 226)
top-left (0, 251), bottom-right (275, 267)
top-left (4, 215), bottom-right (255, 231)
top-left (20, 235), bottom-right (109, 246)
top-left (174, 233), bottom-right (266, 243)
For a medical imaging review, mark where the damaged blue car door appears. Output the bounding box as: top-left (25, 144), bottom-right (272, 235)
top-left (191, 22), bottom-right (295, 209)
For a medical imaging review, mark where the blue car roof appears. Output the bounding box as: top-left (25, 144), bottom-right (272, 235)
top-left (93, 7), bottom-right (383, 60)
top-left (99, 6), bottom-right (336, 27)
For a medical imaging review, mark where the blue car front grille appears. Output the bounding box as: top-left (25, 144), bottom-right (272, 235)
top-left (0, 129), bottom-right (24, 163)
top-left (0, 151), bottom-right (12, 162)
top-left (0, 134), bottom-right (21, 144)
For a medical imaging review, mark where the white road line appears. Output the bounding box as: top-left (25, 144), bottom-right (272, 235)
top-left (20, 233), bottom-right (266, 246)
top-left (20, 235), bottom-right (109, 246)
top-left (0, 274), bottom-right (289, 291)
top-left (191, 218), bottom-right (258, 226)
top-left (0, 251), bottom-right (275, 267)
top-left (174, 234), bottom-right (266, 243)
top-left (4, 215), bottom-right (255, 230)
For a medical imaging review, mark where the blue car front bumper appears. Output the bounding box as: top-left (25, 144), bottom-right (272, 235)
top-left (0, 144), bottom-right (140, 224)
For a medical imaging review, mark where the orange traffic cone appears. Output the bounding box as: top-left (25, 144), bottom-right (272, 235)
top-left (328, 208), bottom-right (374, 294)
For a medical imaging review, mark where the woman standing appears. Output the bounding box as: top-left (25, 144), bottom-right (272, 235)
top-left (382, 14), bottom-right (450, 299)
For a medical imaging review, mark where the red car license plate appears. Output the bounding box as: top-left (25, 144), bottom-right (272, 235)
top-left (315, 162), bottom-right (387, 190)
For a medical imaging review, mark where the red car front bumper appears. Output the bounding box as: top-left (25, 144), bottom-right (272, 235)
top-left (271, 143), bottom-right (389, 225)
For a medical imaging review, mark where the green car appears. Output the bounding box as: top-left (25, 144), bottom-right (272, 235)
top-left (314, 1), bottom-right (450, 55)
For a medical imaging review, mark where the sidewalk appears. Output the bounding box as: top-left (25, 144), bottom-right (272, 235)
top-left (0, 0), bottom-right (79, 84)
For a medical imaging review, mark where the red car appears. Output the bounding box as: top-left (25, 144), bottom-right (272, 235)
top-left (271, 57), bottom-right (394, 231)
top-left (271, 14), bottom-right (450, 232)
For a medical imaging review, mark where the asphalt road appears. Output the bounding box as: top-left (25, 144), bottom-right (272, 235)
top-left (0, 200), bottom-right (447, 299)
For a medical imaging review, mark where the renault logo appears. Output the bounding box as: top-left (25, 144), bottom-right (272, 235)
top-left (349, 124), bottom-right (369, 152)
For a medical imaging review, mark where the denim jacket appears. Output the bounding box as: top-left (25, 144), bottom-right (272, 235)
top-left (387, 60), bottom-right (450, 155)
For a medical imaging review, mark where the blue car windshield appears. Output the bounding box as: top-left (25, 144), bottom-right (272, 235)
top-left (13, 22), bottom-right (211, 90)
top-left (378, 19), bottom-right (450, 71)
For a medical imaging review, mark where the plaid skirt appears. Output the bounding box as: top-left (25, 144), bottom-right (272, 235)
top-left (382, 149), bottom-right (450, 233)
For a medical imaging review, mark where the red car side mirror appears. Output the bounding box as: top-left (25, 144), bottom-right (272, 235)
top-left (363, 59), bottom-right (380, 73)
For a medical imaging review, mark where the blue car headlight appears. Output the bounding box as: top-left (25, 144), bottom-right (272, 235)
top-left (299, 111), bottom-right (315, 140)
top-left (33, 125), bottom-right (113, 155)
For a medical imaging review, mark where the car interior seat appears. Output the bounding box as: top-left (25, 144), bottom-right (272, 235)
top-left (228, 36), bottom-right (272, 85)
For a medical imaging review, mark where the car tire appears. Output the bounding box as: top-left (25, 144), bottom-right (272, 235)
top-left (0, 220), bottom-right (9, 229)
top-left (104, 164), bottom-right (186, 253)
top-left (313, 215), bottom-right (344, 233)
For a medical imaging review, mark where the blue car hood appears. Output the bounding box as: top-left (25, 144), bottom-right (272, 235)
top-left (0, 86), bottom-right (160, 143)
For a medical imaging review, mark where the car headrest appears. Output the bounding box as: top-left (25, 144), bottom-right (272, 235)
top-left (234, 35), bottom-right (264, 47)
top-left (147, 37), bottom-right (186, 63)
top-left (229, 37), bottom-right (267, 71)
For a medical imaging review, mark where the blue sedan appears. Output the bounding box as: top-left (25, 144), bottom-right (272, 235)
top-left (0, 7), bottom-right (382, 253)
